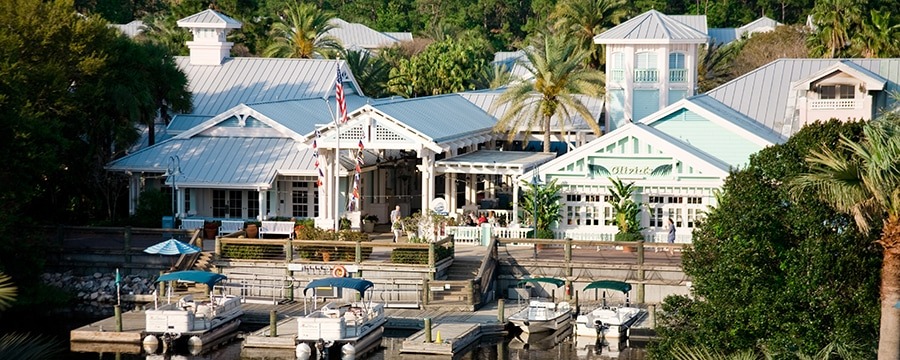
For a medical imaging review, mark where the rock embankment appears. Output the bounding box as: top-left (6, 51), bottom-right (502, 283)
top-left (42, 271), bottom-right (157, 316)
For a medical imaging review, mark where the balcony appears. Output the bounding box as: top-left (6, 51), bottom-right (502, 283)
top-left (669, 68), bottom-right (687, 83)
top-left (609, 69), bottom-right (624, 82)
top-left (634, 68), bottom-right (659, 83)
top-left (809, 99), bottom-right (860, 110)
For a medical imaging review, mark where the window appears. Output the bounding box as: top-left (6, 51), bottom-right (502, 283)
top-left (611, 52), bottom-right (625, 69)
top-left (636, 52), bottom-right (657, 68)
top-left (819, 84), bottom-right (855, 99)
top-left (668, 52), bottom-right (685, 69)
top-left (213, 190), bottom-right (227, 218)
top-left (228, 191), bottom-right (242, 218)
top-left (248, 191), bottom-right (259, 219)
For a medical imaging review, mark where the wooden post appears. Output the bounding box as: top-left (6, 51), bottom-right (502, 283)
top-left (123, 227), bottom-right (132, 274)
top-left (428, 243), bottom-right (436, 280)
top-left (648, 304), bottom-right (656, 328)
top-left (468, 279), bottom-right (475, 306)
top-left (114, 305), bottom-right (122, 332)
top-left (285, 239), bottom-right (293, 262)
top-left (215, 237), bottom-right (222, 255)
top-left (498, 299), bottom-right (505, 322)
top-left (270, 310), bottom-right (278, 337)
top-left (355, 239), bottom-right (362, 263)
top-left (637, 240), bottom-right (645, 304)
top-left (422, 278), bottom-right (429, 306)
top-left (574, 290), bottom-right (579, 314)
top-left (424, 317), bottom-right (432, 343)
top-left (564, 237), bottom-right (572, 262)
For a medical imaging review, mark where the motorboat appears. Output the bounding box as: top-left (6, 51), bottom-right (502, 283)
top-left (574, 332), bottom-right (630, 358)
top-left (296, 277), bottom-right (386, 360)
top-left (509, 323), bottom-right (573, 350)
top-left (574, 280), bottom-right (644, 338)
top-left (142, 271), bottom-right (242, 353)
top-left (507, 277), bottom-right (573, 333)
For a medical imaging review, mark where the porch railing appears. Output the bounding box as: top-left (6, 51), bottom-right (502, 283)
top-left (634, 68), bottom-right (659, 83)
top-left (447, 226), bottom-right (692, 245)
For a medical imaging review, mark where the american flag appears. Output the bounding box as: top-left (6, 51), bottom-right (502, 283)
top-left (335, 67), bottom-right (347, 124)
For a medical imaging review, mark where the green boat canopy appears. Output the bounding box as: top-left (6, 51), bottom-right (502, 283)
top-left (157, 271), bottom-right (227, 288)
top-left (304, 277), bottom-right (374, 298)
top-left (583, 280), bottom-right (631, 293)
top-left (517, 277), bottom-right (565, 288)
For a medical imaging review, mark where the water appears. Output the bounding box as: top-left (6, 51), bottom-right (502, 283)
top-left (5, 312), bottom-right (646, 360)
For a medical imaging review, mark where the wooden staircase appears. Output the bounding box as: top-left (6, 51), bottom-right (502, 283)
top-left (446, 256), bottom-right (481, 280)
top-left (191, 251), bottom-right (216, 272)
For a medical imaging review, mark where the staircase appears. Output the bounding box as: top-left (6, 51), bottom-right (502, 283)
top-left (445, 256), bottom-right (481, 280)
top-left (191, 251), bottom-right (216, 272)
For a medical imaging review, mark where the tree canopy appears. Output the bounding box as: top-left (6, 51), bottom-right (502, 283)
top-left (650, 119), bottom-right (880, 358)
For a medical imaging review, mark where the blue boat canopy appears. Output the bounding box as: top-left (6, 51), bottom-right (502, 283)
top-left (304, 277), bottom-right (374, 298)
top-left (157, 271), bottom-right (227, 288)
top-left (583, 280), bottom-right (631, 293)
top-left (517, 277), bottom-right (565, 288)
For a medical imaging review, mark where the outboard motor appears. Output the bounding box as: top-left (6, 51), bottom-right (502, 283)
top-left (593, 320), bottom-right (609, 335)
top-left (315, 338), bottom-right (330, 359)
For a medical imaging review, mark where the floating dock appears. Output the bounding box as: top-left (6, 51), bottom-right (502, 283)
top-left (400, 322), bottom-right (506, 355)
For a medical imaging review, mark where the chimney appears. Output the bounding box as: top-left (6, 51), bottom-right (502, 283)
top-left (176, 9), bottom-right (242, 66)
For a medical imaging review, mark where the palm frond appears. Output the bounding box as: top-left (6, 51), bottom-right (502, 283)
top-left (0, 333), bottom-right (62, 360)
top-left (0, 272), bottom-right (16, 311)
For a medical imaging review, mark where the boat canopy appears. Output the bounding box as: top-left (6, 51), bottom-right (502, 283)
top-left (583, 280), bottom-right (631, 293)
top-left (157, 270), bottom-right (227, 288)
top-left (517, 277), bottom-right (565, 288)
top-left (304, 277), bottom-right (374, 298)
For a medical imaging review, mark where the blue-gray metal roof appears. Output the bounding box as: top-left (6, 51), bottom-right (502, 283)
top-left (108, 137), bottom-right (316, 188)
top-left (374, 94), bottom-right (497, 143)
top-left (595, 10), bottom-right (708, 44)
top-left (670, 15), bottom-right (708, 35)
top-left (384, 32), bottom-right (413, 41)
top-left (707, 28), bottom-right (738, 45)
top-left (175, 57), bottom-right (358, 116)
top-left (176, 9), bottom-right (242, 28)
top-left (459, 89), bottom-right (603, 132)
top-left (327, 19), bottom-right (404, 49)
top-left (247, 95), bottom-right (371, 135)
top-left (168, 114), bottom-right (213, 132)
top-left (705, 58), bottom-right (900, 138)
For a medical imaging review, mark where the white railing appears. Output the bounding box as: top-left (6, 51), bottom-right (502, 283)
top-left (669, 68), bottom-right (687, 83)
top-left (471, 209), bottom-right (514, 225)
top-left (610, 69), bottom-right (625, 82)
top-left (634, 68), bottom-right (659, 83)
top-left (810, 99), bottom-right (859, 110)
top-left (447, 226), bottom-right (694, 245)
top-left (446, 226), bottom-right (483, 246)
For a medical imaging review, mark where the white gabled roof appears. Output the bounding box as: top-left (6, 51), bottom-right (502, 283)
top-left (594, 10), bottom-right (708, 45)
top-left (435, 150), bottom-right (557, 176)
top-left (790, 60), bottom-right (887, 92)
top-left (175, 58), bottom-right (362, 116)
top-left (528, 122), bottom-right (731, 183)
top-left (176, 9), bottom-right (242, 29)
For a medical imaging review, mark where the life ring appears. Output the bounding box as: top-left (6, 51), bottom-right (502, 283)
top-left (332, 265), bottom-right (347, 278)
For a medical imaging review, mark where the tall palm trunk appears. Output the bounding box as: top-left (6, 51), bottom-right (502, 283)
top-left (543, 115), bottom-right (552, 153)
top-left (879, 215), bottom-right (900, 360)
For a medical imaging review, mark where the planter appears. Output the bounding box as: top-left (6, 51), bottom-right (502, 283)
top-left (362, 221), bottom-right (375, 233)
top-left (203, 224), bottom-right (218, 239)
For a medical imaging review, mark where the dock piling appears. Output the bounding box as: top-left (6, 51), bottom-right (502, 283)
top-left (424, 318), bottom-right (432, 343)
top-left (269, 310), bottom-right (277, 337)
top-left (497, 299), bottom-right (504, 322)
top-left (114, 305), bottom-right (122, 332)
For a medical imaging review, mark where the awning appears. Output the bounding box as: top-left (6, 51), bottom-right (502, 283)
top-left (517, 277), bottom-right (565, 288)
top-left (304, 277), bottom-right (374, 298)
top-left (157, 271), bottom-right (227, 288)
top-left (434, 150), bottom-right (556, 176)
top-left (583, 280), bottom-right (632, 293)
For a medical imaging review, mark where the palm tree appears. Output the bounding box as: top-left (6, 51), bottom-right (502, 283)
top-left (809, 0), bottom-right (864, 58)
top-left (852, 10), bottom-right (900, 58)
top-left (791, 114), bottom-right (900, 360)
top-left (492, 30), bottom-right (605, 153)
top-left (140, 15), bottom-right (190, 56)
top-left (263, 3), bottom-right (342, 59)
top-left (0, 272), bottom-right (62, 359)
top-left (341, 49), bottom-right (390, 97)
top-left (697, 42), bottom-right (737, 92)
top-left (141, 42), bottom-right (192, 145)
top-left (551, 0), bottom-right (628, 69)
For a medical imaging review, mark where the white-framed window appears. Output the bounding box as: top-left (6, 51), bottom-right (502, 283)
top-left (291, 181), bottom-right (319, 218)
top-left (668, 52), bottom-right (686, 69)
top-left (646, 194), bottom-right (705, 229)
top-left (636, 52), bottom-right (657, 69)
top-left (562, 193), bottom-right (612, 226)
top-left (611, 52), bottom-right (625, 69)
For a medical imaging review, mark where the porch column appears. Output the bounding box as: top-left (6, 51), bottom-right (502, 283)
top-left (176, 186), bottom-right (184, 219)
top-left (317, 150), bottom-right (335, 229)
top-left (447, 173), bottom-right (457, 214)
top-left (419, 149), bottom-right (435, 213)
top-left (512, 182), bottom-right (519, 225)
top-left (129, 173), bottom-right (140, 215)
top-left (443, 172), bottom-right (452, 212)
top-left (465, 174), bottom-right (475, 206)
top-left (258, 189), bottom-right (267, 221)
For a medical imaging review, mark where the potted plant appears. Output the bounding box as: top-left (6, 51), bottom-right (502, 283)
top-left (520, 178), bottom-right (562, 247)
top-left (402, 214), bottom-right (420, 239)
top-left (203, 220), bottom-right (221, 239)
top-left (608, 177), bottom-right (644, 251)
top-left (362, 214), bottom-right (378, 233)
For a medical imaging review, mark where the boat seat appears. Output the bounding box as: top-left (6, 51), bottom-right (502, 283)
top-left (178, 295), bottom-right (195, 310)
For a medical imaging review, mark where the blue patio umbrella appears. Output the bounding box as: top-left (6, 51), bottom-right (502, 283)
top-left (144, 238), bottom-right (201, 255)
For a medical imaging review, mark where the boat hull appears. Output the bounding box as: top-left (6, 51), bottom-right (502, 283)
top-left (574, 306), bottom-right (643, 338)
top-left (508, 300), bottom-right (573, 333)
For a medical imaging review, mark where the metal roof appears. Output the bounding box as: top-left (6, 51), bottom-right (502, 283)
top-left (707, 28), bottom-right (738, 44)
top-left (107, 137), bottom-right (316, 188)
top-left (374, 94), bottom-right (497, 143)
top-left (384, 32), bottom-right (413, 41)
top-left (110, 20), bottom-right (145, 38)
top-left (327, 19), bottom-right (404, 49)
top-left (168, 114), bottom-right (213, 132)
top-left (247, 95), bottom-right (372, 135)
top-left (705, 58), bottom-right (900, 138)
top-left (174, 57), bottom-right (359, 116)
top-left (176, 9), bottom-right (242, 29)
top-left (434, 150), bottom-right (556, 175)
top-left (594, 10), bottom-right (708, 44)
top-left (739, 16), bottom-right (780, 34)
top-left (492, 50), bottom-right (534, 82)
top-left (670, 15), bottom-right (708, 35)
top-left (458, 89), bottom-right (603, 132)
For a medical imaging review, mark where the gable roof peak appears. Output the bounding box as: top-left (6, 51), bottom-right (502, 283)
top-left (594, 9), bottom-right (708, 45)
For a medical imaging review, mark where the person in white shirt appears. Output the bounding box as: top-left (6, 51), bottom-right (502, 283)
top-left (390, 205), bottom-right (402, 242)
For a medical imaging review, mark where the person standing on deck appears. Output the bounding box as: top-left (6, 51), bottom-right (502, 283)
top-left (667, 218), bottom-right (676, 254)
top-left (390, 205), bottom-right (402, 242)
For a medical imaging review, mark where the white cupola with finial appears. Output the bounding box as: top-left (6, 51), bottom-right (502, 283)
top-left (177, 9), bottom-right (242, 66)
top-left (595, 10), bottom-right (708, 131)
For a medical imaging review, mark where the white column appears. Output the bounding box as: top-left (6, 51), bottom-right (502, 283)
top-left (176, 186), bottom-right (184, 219)
top-left (258, 189), bottom-right (267, 221)
top-left (512, 182), bottom-right (520, 225)
top-left (420, 149), bottom-right (434, 213)
top-left (448, 173), bottom-right (457, 213)
top-left (129, 173), bottom-right (140, 215)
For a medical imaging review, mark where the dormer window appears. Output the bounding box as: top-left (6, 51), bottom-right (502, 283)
top-left (819, 84), bottom-right (855, 99)
top-left (610, 52), bottom-right (625, 82)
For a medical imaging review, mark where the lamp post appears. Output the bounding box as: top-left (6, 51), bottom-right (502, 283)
top-left (164, 155), bottom-right (182, 226)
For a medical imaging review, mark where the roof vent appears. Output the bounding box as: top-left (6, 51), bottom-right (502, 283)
top-left (176, 10), bottom-right (242, 66)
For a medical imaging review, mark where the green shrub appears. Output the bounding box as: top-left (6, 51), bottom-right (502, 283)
top-left (389, 243), bottom-right (454, 264)
top-left (614, 232), bottom-right (643, 242)
top-left (221, 244), bottom-right (283, 259)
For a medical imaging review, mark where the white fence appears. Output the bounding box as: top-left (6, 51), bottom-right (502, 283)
top-left (447, 226), bottom-right (692, 246)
